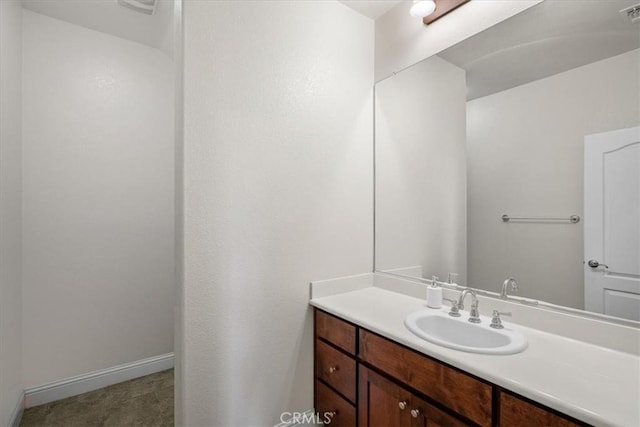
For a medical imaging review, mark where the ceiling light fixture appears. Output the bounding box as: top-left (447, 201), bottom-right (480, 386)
top-left (410, 0), bottom-right (437, 18)
top-left (410, 0), bottom-right (471, 25)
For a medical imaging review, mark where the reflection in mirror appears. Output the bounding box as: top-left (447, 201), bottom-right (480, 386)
top-left (375, 0), bottom-right (640, 322)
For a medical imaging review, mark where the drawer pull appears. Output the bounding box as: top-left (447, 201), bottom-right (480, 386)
top-left (398, 401), bottom-right (407, 410)
top-left (328, 366), bottom-right (338, 374)
top-left (411, 409), bottom-right (420, 418)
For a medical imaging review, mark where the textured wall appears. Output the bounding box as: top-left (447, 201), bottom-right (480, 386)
top-left (0, 0), bottom-right (23, 424)
top-left (22, 10), bottom-right (175, 387)
top-left (467, 49), bottom-right (640, 308)
top-left (375, 56), bottom-right (467, 284)
top-left (181, 1), bottom-right (373, 424)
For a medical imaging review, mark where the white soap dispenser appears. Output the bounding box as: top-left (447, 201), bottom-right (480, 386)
top-left (426, 275), bottom-right (443, 308)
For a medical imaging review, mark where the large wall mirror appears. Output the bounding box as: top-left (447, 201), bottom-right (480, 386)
top-left (375, 0), bottom-right (640, 322)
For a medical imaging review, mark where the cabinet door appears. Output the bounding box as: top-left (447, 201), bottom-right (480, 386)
top-left (359, 366), bottom-right (411, 427)
top-left (360, 366), bottom-right (471, 427)
top-left (408, 395), bottom-right (470, 427)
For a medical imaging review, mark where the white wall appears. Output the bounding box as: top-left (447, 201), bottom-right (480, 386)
top-left (375, 0), bottom-right (541, 82)
top-left (22, 10), bottom-right (175, 387)
top-left (0, 0), bottom-right (23, 424)
top-left (467, 49), bottom-right (640, 308)
top-left (181, 1), bottom-right (373, 424)
top-left (21, 0), bottom-right (175, 58)
top-left (375, 56), bottom-right (467, 284)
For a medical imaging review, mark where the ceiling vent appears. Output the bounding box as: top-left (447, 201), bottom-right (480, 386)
top-left (620, 3), bottom-right (640, 24)
top-left (116, 0), bottom-right (157, 15)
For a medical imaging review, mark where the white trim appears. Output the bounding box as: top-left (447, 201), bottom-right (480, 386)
top-left (274, 409), bottom-right (316, 427)
top-left (9, 391), bottom-right (24, 427)
top-left (24, 353), bottom-right (174, 408)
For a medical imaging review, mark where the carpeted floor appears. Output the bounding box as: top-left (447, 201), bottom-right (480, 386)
top-left (20, 369), bottom-right (174, 427)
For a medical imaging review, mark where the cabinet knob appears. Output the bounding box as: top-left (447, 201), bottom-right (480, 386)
top-left (398, 401), bottom-right (407, 410)
top-left (411, 409), bottom-right (420, 418)
top-left (328, 366), bottom-right (338, 374)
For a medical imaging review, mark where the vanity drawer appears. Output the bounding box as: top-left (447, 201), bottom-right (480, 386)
top-left (315, 339), bottom-right (356, 403)
top-left (499, 391), bottom-right (582, 427)
top-left (359, 330), bottom-right (492, 427)
top-left (315, 309), bottom-right (356, 355)
top-left (315, 379), bottom-right (356, 427)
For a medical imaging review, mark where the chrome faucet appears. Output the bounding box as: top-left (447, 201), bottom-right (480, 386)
top-left (457, 289), bottom-right (481, 323)
top-left (501, 277), bottom-right (518, 299)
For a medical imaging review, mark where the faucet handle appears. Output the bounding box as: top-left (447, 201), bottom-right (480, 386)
top-left (443, 298), bottom-right (461, 317)
top-left (490, 310), bottom-right (512, 329)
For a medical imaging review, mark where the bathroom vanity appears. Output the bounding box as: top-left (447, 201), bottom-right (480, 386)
top-left (310, 277), bottom-right (640, 427)
top-left (315, 308), bottom-right (581, 426)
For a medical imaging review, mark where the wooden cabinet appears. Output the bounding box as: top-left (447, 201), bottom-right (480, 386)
top-left (315, 339), bottom-right (356, 402)
top-left (315, 380), bottom-right (357, 427)
top-left (409, 394), bottom-right (468, 427)
top-left (314, 310), bottom-right (357, 426)
top-left (315, 309), bottom-right (356, 354)
top-left (359, 366), bottom-right (467, 427)
top-left (313, 308), bottom-right (588, 427)
top-left (499, 390), bottom-right (580, 427)
top-left (360, 330), bottom-right (491, 426)
top-left (358, 366), bottom-right (406, 427)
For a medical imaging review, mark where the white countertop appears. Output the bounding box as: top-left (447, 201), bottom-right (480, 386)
top-left (310, 286), bottom-right (640, 427)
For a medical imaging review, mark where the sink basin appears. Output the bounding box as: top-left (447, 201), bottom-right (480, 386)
top-left (404, 308), bottom-right (527, 355)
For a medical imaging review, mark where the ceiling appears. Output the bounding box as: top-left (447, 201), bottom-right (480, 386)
top-left (338, 0), bottom-right (403, 19)
top-left (438, 0), bottom-right (640, 100)
top-left (21, 0), bottom-right (174, 56)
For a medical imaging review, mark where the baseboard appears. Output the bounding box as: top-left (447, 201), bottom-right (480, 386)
top-left (274, 409), bottom-right (318, 427)
top-left (9, 391), bottom-right (25, 427)
top-left (24, 352), bottom-right (174, 408)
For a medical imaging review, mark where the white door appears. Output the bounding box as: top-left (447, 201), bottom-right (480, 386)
top-left (584, 126), bottom-right (640, 321)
